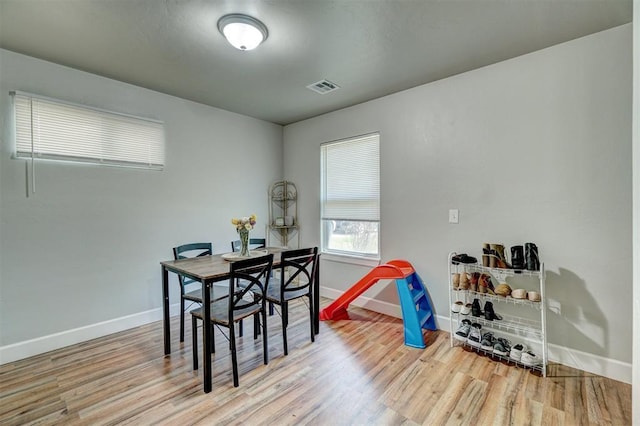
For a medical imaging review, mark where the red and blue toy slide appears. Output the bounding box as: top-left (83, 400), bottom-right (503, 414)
top-left (320, 259), bottom-right (437, 348)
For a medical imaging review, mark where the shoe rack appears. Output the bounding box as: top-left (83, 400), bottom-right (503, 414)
top-left (448, 251), bottom-right (547, 376)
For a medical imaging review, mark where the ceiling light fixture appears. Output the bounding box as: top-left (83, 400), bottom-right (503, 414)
top-left (218, 13), bottom-right (268, 51)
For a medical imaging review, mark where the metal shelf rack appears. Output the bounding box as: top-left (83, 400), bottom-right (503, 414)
top-left (448, 251), bottom-right (547, 376)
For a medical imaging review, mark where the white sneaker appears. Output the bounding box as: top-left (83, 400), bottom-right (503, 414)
top-left (451, 301), bottom-right (464, 313)
top-left (521, 351), bottom-right (542, 367)
top-left (509, 343), bottom-right (527, 362)
top-left (467, 323), bottom-right (482, 347)
top-left (454, 319), bottom-right (472, 342)
top-left (460, 303), bottom-right (472, 315)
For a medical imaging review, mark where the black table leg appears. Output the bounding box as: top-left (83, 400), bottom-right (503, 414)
top-left (203, 280), bottom-right (212, 393)
top-left (162, 266), bottom-right (171, 355)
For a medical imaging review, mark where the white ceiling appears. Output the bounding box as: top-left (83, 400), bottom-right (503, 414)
top-left (0, 0), bottom-right (632, 125)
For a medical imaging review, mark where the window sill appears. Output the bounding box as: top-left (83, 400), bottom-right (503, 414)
top-left (320, 253), bottom-right (381, 267)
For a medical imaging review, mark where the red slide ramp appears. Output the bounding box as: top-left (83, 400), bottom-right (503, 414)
top-left (319, 261), bottom-right (414, 321)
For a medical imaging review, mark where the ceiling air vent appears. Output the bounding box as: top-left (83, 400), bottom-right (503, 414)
top-left (306, 79), bottom-right (340, 94)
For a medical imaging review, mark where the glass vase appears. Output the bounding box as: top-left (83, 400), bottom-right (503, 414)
top-left (239, 228), bottom-right (250, 257)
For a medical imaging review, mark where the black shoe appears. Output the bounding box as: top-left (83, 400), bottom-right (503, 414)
top-left (525, 243), bottom-right (540, 271)
top-left (511, 245), bottom-right (524, 269)
top-left (471, 298), bottom-right (483, 317)
top-left (452, 253), bottom-right (478, 264)
top-left (484, 301), bottom-right (502, 321)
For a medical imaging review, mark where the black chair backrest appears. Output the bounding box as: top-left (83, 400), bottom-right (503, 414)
top-left (231, 238), bottom-right (266, 253)
top-left (173, 243), bottom-right (213, 285)
top-left (279, 247), bottom-right (318, 294)
top-left (229, 254), bottom-right (274, 314)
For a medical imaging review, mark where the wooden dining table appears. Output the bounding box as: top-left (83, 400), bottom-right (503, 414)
top-left (161, 247), bottom-right (320, 393)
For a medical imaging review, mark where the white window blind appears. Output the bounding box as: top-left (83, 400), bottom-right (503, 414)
top-left (321, 133), bottom-right (380, 259)
top-left (12, 91), bottom-right (164, 170)
top-left (321, 134), bottom-right (380, 222)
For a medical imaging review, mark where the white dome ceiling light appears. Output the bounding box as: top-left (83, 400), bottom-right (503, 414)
top-left (218, 14), bottom-right (268, 51)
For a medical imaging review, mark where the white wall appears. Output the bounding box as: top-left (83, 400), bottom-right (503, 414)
top-left (0, 49), bottom-right (283, 359)
top-left (284, 24), bottom-right (632, 382)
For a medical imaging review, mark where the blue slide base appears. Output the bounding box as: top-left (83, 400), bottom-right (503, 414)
top-left (394, 272), bottom-right (437, 349)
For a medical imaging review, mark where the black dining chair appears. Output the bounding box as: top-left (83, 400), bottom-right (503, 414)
top-left (190, 254), bottom-right (273, 387)
top-left (172, 242), bottom-right (213, 342)
top-left (230, 237), bottom-right (267, 333)
top-left (230, 237), bottom-right (266, 253)
top-left (231, 236), bottom-right (274, 318)
top-left (266, 247), bottom-right (318, 355)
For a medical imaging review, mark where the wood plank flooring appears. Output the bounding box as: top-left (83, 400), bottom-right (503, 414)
top-left (0, 299), bottom-right (632, 425)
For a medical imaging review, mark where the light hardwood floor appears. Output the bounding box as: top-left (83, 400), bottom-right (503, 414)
top-left (0, 299), bottom-right (632, 425)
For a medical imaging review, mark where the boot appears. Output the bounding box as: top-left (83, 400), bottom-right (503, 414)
top-left (478, 274), bottom-right (495, 295)
top-left (511, 245), bottom-right (524, 269)
top-left (484, 301), bottom-right (502, 321)
top-left (488, 244), bottom-right (498, 268)
top-left (470, 272), bottom-right (480, 292)
top-left (478, 274), bottom-right (487, 293)
top-left (484, 301), bottom-right (495, 321)
top-left (482, 243), bottom-right (491, 267)
top-left (525, 243), bottom-right (540, 271)
top-left (493, 244), bottom-right (511, 269)
top-left (459, 272), bottom-right (470, 290)
top-left (471, 298), bottom-right (483, 317)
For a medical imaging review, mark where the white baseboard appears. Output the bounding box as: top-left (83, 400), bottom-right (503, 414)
top-left (0, 303), bottom-right (182, 365)
top-left (319, 286), bottom-right (632, 384)
top-left (320, 286), bottom-right (404, 319)
top-left (547, 343), bottom-right (632, 384)
top-left (320, 286), bottom-right (450, 332)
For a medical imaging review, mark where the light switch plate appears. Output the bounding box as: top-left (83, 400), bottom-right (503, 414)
top-left (449, 209), bottom-right (459, 224)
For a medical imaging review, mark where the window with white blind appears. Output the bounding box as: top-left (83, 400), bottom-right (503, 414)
top-left (321, 133), bottom-right (380, 259)
top-left (11, 91), bottom-right (164, 170)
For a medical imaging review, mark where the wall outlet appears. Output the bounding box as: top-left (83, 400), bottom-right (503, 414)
top-left (449, 209), bottom-right (459, 224)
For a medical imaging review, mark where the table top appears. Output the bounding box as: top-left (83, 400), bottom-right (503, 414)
top-left (161, 247), bottom-right (284, 281)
